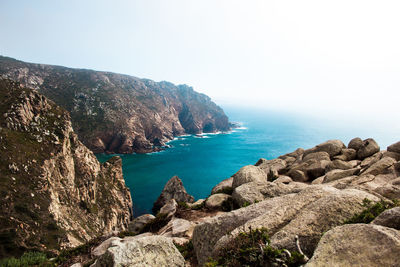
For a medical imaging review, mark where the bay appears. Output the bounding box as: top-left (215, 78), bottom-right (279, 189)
top-left (97, 106), bottom-right (399, 216)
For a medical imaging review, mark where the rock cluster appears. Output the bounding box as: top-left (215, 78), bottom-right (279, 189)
top-left (0, 56), bottom-right (230, 154)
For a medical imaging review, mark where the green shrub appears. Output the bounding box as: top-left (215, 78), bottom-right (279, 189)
top-left (0, 251), bottom-right (50, 267)
top-left (177, 201), bottom-right (190, 209)
top-left (344, 198), bottom-right (399, 224)
top-left (206, 228), bottom-right (305, 267)
top-left (190, 201), bottom-right (205, 210)
top-left (117, 231), bottom-right (137, 238)
top-left (174, 240), bottom-right (195, 260)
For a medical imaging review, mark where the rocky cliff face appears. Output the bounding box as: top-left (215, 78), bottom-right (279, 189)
top-left (0, 56), bottom-right (230, 154)
top-left (0, 79), bottom-right (132, 257)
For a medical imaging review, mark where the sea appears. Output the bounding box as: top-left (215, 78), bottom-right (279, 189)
top-left (97, 106), bottom-right (399, 216)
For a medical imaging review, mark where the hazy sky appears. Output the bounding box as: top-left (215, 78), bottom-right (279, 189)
top-left (1, 0), bottom-right (399, 124)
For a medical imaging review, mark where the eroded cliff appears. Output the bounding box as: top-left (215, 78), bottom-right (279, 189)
top-left (0, 56), bottom-right (230, 153)
top-left (0, 79), bottom-right (132, 257)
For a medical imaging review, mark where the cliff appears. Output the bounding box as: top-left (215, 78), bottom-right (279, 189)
top-left (0, 56), bottom-right (230, 154)
top-left (0, 79), bottom-right (132, 257)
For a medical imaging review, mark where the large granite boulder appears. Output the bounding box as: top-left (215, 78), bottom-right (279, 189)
top-left (192, 185), bottom-right (379, 266)
top-left (357, 138), bottom-right (380, 159)
top-left (361, 157), bottom-right (397, 176)
top-left (333, 148), bottom-right (357, 161)
top-left (306, 224), bottom-right (400, 267)
top-left (159, 199), bottom-right (178, 217)
top-left (91, 235), bottom-right (185, 267)
top-left (371, 207), bottom-right (400, 230)
top-left (256, 158), bottom-right (287, 178)
top-left (231, 165), bottom-right (267, 188)
top-left (322, 167), bottom-right (360, 183)
top-left (153, 176), bottom-right (194, 213)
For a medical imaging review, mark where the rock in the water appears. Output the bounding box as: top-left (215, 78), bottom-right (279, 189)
top-left (153, 176), bottom-right (194, 213)
top-left (231, 165), bottom-right (266, 188)
top-left (128, 214), bottom-right (156, 233)
top-left (372, 207), bottom-right (400, 230)
top-left (205, 193), bottom-right (232, 210)
top-left (306, 224), bottom-right (400, 267)
top-left (357, 138), bottom-right (380, 159)
top-left (159, 199), bottom-right (178, 217)
top-left (91, 235), bottom-right (185, 267)
top-left (388, 141), bottom-right (400, 153)
top-left (211, 177), bottom-right (233, 194)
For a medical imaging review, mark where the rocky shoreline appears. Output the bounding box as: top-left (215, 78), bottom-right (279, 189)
top-left (72, 137), bottom-right (400, 266)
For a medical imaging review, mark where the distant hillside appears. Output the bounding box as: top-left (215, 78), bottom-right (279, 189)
top-left (0, 56), bottom-right (230, 153)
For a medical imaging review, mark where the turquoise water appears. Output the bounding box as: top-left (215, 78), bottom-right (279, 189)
top-left (97, 107), bottom-right (399, 216)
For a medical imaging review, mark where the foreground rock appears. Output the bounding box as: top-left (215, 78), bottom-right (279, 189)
top-left (192, 185), bottom-right (379, 265)
top-left (153, 176), bottom-right (194, 213)
top-left (91, 235), bottom-right (185, 267)
top-left (0, 79), bottom-right (132, 257)
top-left (128, 214), bottom-right (156, 233)
top-left (306, 224), bottom-right (400, 267)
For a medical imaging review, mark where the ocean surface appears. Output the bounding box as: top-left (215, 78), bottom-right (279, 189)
top-left (97, 106), bottom-right (399, 216)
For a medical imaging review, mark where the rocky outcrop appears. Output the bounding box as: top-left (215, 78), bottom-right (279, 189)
top-left (153, 176), bottom-right (194, 213)
top-left (0, 56), bottom-right (230, 154)
top-left (0, 79), bottom-right (132, 257)
top-left (306, 224), bottom-right (400, 267)
top-left (205, 193), bottom-right (231, 210)
top-left (91, 235), bottom-right (185, 267)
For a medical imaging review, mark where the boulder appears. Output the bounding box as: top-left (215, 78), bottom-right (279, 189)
top-left (348, 137), bottom-right (363, 151)
top-left (303, 151), bottom-right (330, 162)
top-left (232, 181), bottom-right (307, 207)
top-left (333, 148), bottom-right (357, 161)
top-left (372, 207), bottom-right (400, 230)
top-left (323, 168), bottom-right (360, 183)
top-left (205, 193), bottom-right (231, 210)
top-left (273, 175), bottom-right (293, 184)
top-left (153, 176), bottom-right (194, 213)
top-left (192, 185), bottom-right (378, 266)
top-left (187, 199), bottom-right (205, 208)
top-left (360, 151), bottom-right (383, 168)
top-left (232, 182), bottom-right (265, 207)
top-left (159, 218), bottom-right (196, 238)
top-left (306, 224), bottom-right (400, 267)
top-left (361, 157), bottom-right (397, 176)
top-left (388, 141), bottom-right (400, 153)
top-left (278, 148), bottom-right (305, 161)
top-left (91, 235), bottom-right (185, 267)
top-left (357, 138), bottom-right (380, 159)
top-left (257, 158), bottom-right (287, 177)
top-left (269, 188), bottom-right (379, 256)
top-left (231, 165), bottom-right (266, 188)
top-left (92, 233), bottom-right (153, 258)
top-left (287, 169), bottom-right (307, 182)
top-left (303, 140), bottom-right (345, 158)
top-left (325, 159), bottom-right (353, 172)
top-left (211, 177), bottom-right (233, 194)
top-left (159, 199), bottom-right (178, 217)
top-left (382, 151), bottom-right (400, 161)
top-left (128, 214), bottom-right (156, 233)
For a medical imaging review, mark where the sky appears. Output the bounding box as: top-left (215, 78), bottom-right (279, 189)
top-left (0, 0), bottom-right (399, 127)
